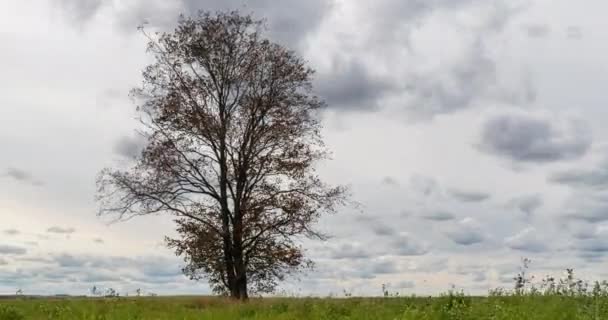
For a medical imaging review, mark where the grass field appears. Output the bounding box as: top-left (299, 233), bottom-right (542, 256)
top-left (2, 294), bottom-right (608, 319)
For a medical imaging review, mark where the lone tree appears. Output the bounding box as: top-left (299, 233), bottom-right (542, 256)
top-left (97, 11), bottom-right (347, 300)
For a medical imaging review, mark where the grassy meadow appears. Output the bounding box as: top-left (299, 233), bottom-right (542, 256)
top-left (1, 266), bottom-right (606, 319)
top-left (2, 294), bottom-right (608, 319)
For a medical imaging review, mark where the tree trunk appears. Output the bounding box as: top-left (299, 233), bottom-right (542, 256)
top-left (222, 211), bottom-right (240, 299)
top-left (218, 106), bottom-right (242, 299)
top-left (232, 224), bottom-right (249, 300)
top-left (223, 241), bottom-right (238, 299)
top-left (219, 162), bottom-right (237, 298)
top-left (232, 185), bottom-right (248, 300)
top-left (232, 242), bottom-right (248, 300)
top-left (225, 251), bottom-right (247, 300)
top-left (236, 272), bottom-right (248, 300)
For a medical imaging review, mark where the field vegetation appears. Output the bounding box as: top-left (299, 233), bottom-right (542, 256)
top-left (2, 293), bottom-right (608, 319)
top-left (3, 265), bottom-right (608, 319)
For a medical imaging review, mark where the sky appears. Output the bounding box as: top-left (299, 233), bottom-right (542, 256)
top-left (2, 0), bottom-right (608, 297)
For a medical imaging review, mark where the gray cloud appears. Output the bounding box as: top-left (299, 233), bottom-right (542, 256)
top-left (49, 254), bottom-right (181, 274)
top-left (523, 24), bottom-right (550, 38)
top-left (328, 243), bottom-right (372, 260)
top-left (324, 1), bottom-right (524, 116)
top-left (88, 256), bottom-right (135, 270)
top-left (47, 226), bottom-right (76, 234)
top-left (4, 229), bottom-right (20, 236)
top-left (550, 162), bottom-right (608, 190)
top-left (504, 227), bottom-right (547, 252)
top-left (370, 260), bottom-right (398, 274)
top-left (416, 257), bottom-right (450, 274)
top-left (561, 193), bottom-right (608, 223)
top-left (93, 238), bottom-right (104, 244)
top-left (508, 194), bottom-right (543, 217)
top-left (400, 210), bottom-right (412, 218)
top-left (3, 168), bottom-right (44, 186)
top-left (472, 271), bottom-right (487, 282)
top-left (410, 175), bottom-right (441, 197)
top-left (423, 211), bottom-right (455, 221)
top-left (353, 213), bottom-right (377, 223)
top-left (112, 0), bottom-right (182, 31)
top-left (0, 245), bottom-right (27, 255)
top-left (446, 231), bottom-right (484, 246)
top-left (545, 150), bottom-right (608, 225)
top-left (141, 265), bottom-right (183, 279)
top-left (53, 0), bottom-right (105, 25)
top-left (394, 2), bottom-right (529, 119)
top-left (113, 134), bottom-right (147, 159)
top-left (372, 224), bottom-right (396, 237)
top-left (317, 59), bottom-right (398, 112)
top-left (81, 272), bottom-right (122, 283)
top-left (395, 280), bottom-right (415, 289)
top-left (406, 41), bottom-right (498, 118)
top-left (0, 258), bottom-right (7, 266)
top-left (567, 209), bottom-right (608, 224)
top-left (477, 113), bottom-right (591, 163)
top-left (449, 189), bottom-right (491, 202)
top-left (566, 226), bottom-right (608, 262)
top-left (570, 223), bottom-right (596, 240)
top-left (566, 26), bottom-right (583, 40)
top-left (56, 0), bottom-right (331, 51)
top-left (444, 218), bottom-right (485, 246)
top-left (51, 0), bottom-right (529, 122)
top-left (20, 253), bottom-right (186, 288)
top-left (317, 0), bottom-right (527, 117)
top-left (17, 256), bottom-right (53, 264)
top-left (54, 254), bottom-right (87, 268)
top-left (576, 240), bottom-right (608, 254)
top-left (380, 176), bottom-right (399, 186)
top-left (51, 0), bottom-right (165, 28)
top-left (578, 252), bottom-right (604, 263)
top-left (453, 264), bottom-right (485, 276)
top-left (96, 88), bottom-right (125, 108)
top-left (6, 168), bottom-right (30, 181)
top-left (391, 233), bottom-right (429, 256)
top-left (550, 158), bottom-right (608, 223)
top-left (180, 0), bottom-right (332, 48)
top-left (367, 0), bottom-right (515, 45)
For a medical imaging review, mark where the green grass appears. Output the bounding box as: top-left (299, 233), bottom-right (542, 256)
top-left (2, 294), bottom-right (608, 319)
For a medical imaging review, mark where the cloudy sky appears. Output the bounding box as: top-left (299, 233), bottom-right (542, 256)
top-left (2, 0), bottom-right (608, 296)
